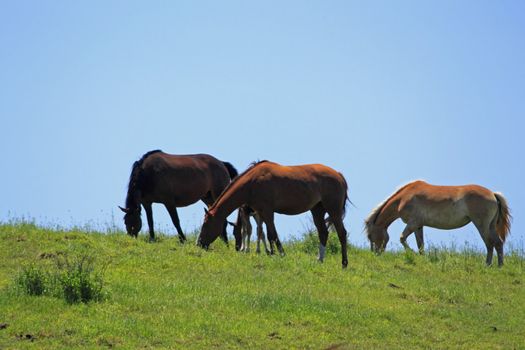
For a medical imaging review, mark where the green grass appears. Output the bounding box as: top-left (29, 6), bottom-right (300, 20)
top-left (0, 222), bottom-right (524, 349)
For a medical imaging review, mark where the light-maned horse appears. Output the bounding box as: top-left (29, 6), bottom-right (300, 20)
top-left (119, 150), bottom-right (239, 244)
top-left (365, 180), bottom-right (511, 266)
top-left (197, 160), bottom-right (351, 268)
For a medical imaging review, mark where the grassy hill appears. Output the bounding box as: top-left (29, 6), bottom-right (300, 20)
top-left (0, 222), bottom-right (524, 349)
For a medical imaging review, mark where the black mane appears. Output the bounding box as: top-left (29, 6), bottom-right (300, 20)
top-left (222, 161), bottom-right (239, 179)
top-left (125, 150), bottom-right (162, 209)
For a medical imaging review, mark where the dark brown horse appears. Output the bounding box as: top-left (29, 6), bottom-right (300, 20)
top-left (119, 150), bottom-right (239, 243)
top-left (198, 161), bottom-right (351, 268)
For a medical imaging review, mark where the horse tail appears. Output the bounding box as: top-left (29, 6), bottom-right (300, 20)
top-left (338, 172), bottom-right (353, 220)
top-left (494, 192), bottom-right (511, 242)
top-left (222, 161), bottom-right (239, 179)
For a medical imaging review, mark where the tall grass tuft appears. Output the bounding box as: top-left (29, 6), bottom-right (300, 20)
top-left (14, 253), bottom-right (107, 304)
top-left (16, 264), bottom-right (48, 296)
top-left (55, 254), bottom-right (107, 304)
top-left (292, 228), bottom-right (343, 255)
top-left (403, 250), bottom-right (416, 265)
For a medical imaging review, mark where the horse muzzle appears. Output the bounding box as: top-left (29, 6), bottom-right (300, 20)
top-left (196, 239), bottom-right (209, 250)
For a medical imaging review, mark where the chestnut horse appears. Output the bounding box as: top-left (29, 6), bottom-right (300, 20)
top-left (119, 150), bottom-right (239, 244)
top-left (198, 161), bottom-right (351, 268)
top-left (365, 180), bottom-right (511, 266)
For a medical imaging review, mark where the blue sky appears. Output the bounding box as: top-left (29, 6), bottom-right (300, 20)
top-left (1, 1), bottom-right (524, 251)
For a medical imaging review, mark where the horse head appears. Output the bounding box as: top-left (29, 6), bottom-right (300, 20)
top-left (365, 224), bottom-right (389, 253)
top-left (197, 208), bottom-right (223, 249)
top-left (119, 206), bottom-right (142, 237)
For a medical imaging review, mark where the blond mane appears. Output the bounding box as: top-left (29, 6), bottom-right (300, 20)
top-left (364, 180), bottom-right (424, 230)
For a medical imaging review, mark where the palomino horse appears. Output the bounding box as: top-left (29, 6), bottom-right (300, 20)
top-left (119, 150), bottom-right (239, 244)
top-left (365, 180), bottom-right (511, 266)
top-left (198, 161), bottom-right (351, 268)
top-left (232, 206), bottom-right (270, 254)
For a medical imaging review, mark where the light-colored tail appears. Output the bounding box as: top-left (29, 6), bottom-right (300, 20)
top-left (494, 192), bottom-right (511, 242)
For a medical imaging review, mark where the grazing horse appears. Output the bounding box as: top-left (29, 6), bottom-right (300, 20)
top-left (197, 161), bottom-right (351, 268)
top-left (365, 180), bottom-right (511, 266)
top-left (232, 206), bottom-right (270, 254)
top-left (119, 150), bottom-right (239, 244)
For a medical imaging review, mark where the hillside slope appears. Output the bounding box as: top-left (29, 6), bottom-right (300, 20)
top-left (0, 223), bottom-right (524, 349)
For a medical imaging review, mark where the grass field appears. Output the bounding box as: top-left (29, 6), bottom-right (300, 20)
top-left (0, 222), bottom-right (524, 349)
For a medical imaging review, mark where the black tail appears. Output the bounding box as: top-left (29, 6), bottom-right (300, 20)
top-left (222, 161), bottom-right (238, 179)
top-left (325, 173), bottom-right (352, 230)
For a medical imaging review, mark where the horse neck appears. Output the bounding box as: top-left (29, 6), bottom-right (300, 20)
top-left (375, 197), bottom-right (401, 228)
top-left (211, 182), bottom-right (249, 221)
top-left (126, 161), bottom-right (144, 211)
top-left (125, 188), bottom-right (142, 211)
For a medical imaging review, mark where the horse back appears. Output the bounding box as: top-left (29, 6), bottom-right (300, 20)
top-left (250, 162), bottom-right (344, 189)
top-left (247, 162), bottom-right (346, 214)
top-left (405, 182), bottom-right (496, 203)
top-left (139, 152), bottom-right (230, 204)
top-left (398, 181), bottom-right (498, 228)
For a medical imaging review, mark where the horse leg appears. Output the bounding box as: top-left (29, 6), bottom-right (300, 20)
top-left (255, 213), bottom-right (270, 255)
top-left (240, 218), bottom-right (246, 252)
top-left (143, 202), bottom-right (155, 242)
top-left (490, 222), bottom-right (504, 267)
top-left (311, 204), bottom-right (329, 263)
top-left (495, 240), bottom-right (504, 267)
top-left (254, 215), bottom-right (261, 253)
top-left (220, 221), bottom-right (229, 245)
top-left (486, 244), bottom-right (495, 266)
top-left (481, 233), bottom-right (494, 266)
top-left (400, 225), bottom-right (415, 252)
top-left (324, 201), bottom-right (348, 268)
top-left (266, 225), bottom-right (275, 255)
top-left (261, 212), bottom-right (285, 256)
top-left (232, 210), bottom-right (243, 251)
top-left (415, 227), bottom-right (425, 254)
top-left (332, 217), bottom-right (349, 269)
top-left (473, 220), bottom-right (494, 266)
top-left (165, 205), bottom-right (186, 243)
top-left (241, 212), bottom-right (252, 253)
top-left (489, 220), bottom-right (504, 267)
top-left (239, 212), bottom-right (245, 252)
top-left (246, 217), bottom-right (252, 253)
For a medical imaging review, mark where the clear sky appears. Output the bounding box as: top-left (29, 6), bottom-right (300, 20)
top-left (1, 1), bottom-right (524, 251)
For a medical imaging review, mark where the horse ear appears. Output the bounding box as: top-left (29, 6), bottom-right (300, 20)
top-left (118, 206), bottom-right (129, 213)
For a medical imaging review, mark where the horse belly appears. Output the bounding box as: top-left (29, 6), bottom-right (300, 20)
top-left (417, 203), bottom-right (471, 230)
top-left (275, 205), bottom-right (314, 216)
top-left (273, 191), bottom-right (320, 215)
top-left (424, 216), bottom-right (471, 230)
top-left (151, 176), bottom-right (209, 207)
